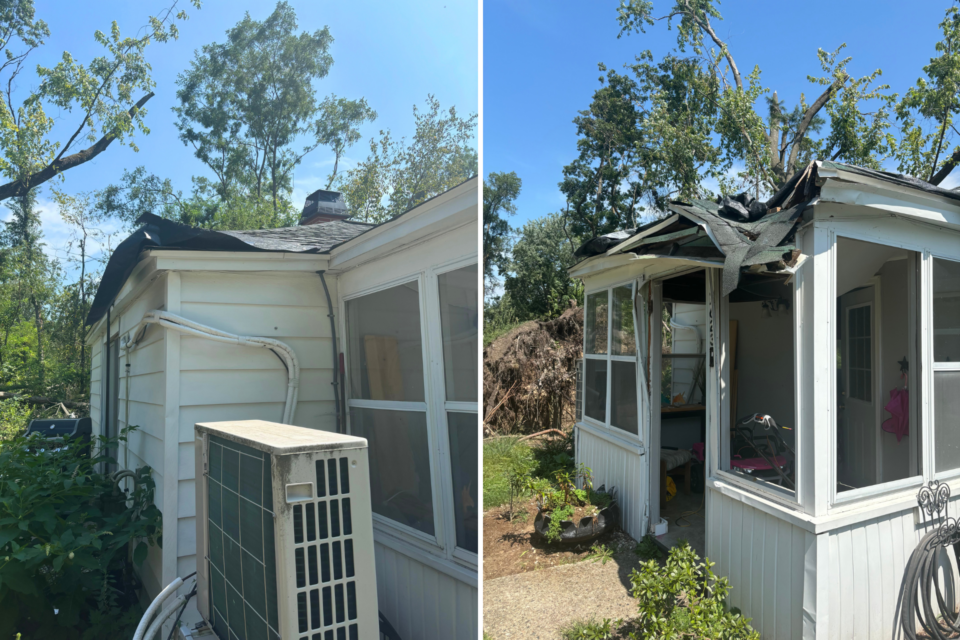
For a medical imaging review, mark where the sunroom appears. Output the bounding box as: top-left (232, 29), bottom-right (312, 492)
top-left (569, 161), bottom-right (960, 640)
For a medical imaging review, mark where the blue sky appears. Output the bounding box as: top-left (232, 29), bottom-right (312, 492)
top-left (483, 0), bottom-right (954, 229)
top-left (6, 0), bottom-right (478, 271)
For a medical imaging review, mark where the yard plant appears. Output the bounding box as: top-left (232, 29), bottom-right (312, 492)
top-left (532, 463), bottom-right (614, 543)
top-left (629, 542), bottom-right (759, 640)
top-left (0, 427), bottom-right (162, 639)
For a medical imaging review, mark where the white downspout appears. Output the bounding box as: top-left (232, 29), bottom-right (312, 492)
top-left (122, 310), bottom-right (301, 425)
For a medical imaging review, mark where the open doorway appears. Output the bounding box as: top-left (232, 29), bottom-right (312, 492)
top-left (651, 268), bottom-right (798, 556)
top-left (652, 270), bottom-right (708, 557)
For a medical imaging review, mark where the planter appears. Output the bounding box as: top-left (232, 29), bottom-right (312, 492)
top-left (533, 487), bottom-right (619, 545)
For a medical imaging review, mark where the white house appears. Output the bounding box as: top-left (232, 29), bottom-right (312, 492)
top-left (87, 179), bottom-right (479, 640)
top-left (569, 161), bottom-right (960, 639)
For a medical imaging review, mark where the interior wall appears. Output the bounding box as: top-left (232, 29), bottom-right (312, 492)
top-left (878, 258), bottom-right (911, 482)
top-left (728, 299), bottom-right (796, 448)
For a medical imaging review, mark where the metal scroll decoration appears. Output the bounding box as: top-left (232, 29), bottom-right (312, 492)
top-left (917, 480), bottom-right (960, 547)
top-left (901, 480), bottom-right (960, 640)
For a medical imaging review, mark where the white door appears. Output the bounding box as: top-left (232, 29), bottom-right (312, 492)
top-left (838, 286), bottom-right (878, 490)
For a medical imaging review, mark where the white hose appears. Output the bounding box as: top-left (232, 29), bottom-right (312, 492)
top-left (122, 310), bottom-right (301, 424)
top-left (133, 576), bottom-right (184, 640)
top-left (140, 594), bottom-right (186, 640)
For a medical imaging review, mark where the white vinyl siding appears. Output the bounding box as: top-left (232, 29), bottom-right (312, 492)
top-left (173, 270), bottom-right (338, 606)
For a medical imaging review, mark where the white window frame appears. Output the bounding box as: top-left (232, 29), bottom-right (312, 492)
top-left (581, 280), bottom-right (640, 441)
top-left (829, 231), bottom-right (927, 507)
top-left (711, 267), bottom-right (803, 506)
top-left (931, 253), bottom-right (960, 483)
top-left (341, 256), bottom-right (479, 574)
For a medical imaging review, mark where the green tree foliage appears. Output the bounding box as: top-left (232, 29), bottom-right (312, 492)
top-left (0, 191), bottom-right (60, 392)
top-left (503, 212), bottom-right (583, 320)
top-left (0, 428), bottom-right (162, 639)
top-left (337, 95), bottom-right (478, 223)
top-left (173, 1), bottom-right (371, 226)
top-left (316, 96), bottom-right (377, 189)
top-left (560, 0), bottom-right (899, 236)
top-left (895, 4), bottom-right (960, 184)
top-left (0, 0), bottom-right (198, 201)
top-left (483, 171), bottom-right (521, 290)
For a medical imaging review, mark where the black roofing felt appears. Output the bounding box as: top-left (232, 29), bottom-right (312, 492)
top-left (86, 212), bottom-right (374, 326)
top-left (572, 160), bottom-right (958, 296)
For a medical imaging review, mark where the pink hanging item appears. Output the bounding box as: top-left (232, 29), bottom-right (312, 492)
top-left (692, 442), bottom-right (705, 462)
top-left (881, 387), bottom-right (909, 443)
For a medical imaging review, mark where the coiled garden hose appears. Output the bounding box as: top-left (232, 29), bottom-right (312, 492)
top-left (900, 529), bottom-right (960, 639)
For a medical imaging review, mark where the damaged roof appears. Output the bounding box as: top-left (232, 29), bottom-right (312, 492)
top-left (86, 212), bottom-right (375, 326)
top-left (572, 160), bottom-right (960, 296)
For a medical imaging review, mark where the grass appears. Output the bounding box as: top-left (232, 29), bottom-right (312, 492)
top-left (482, 319), bottom-right (525, 347)
top-left (482, 431), bottom-right (575, 510)
top-left (558, 618), bottom-right (619, 640)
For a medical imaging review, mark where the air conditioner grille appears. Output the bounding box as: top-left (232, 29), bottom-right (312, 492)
top-left (293, 455), bottom-right (359, 639)
top-left (207, 436), bottom-right (281, 640)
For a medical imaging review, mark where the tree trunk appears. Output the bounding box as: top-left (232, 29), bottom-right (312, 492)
top-left (31, 295), bottom-right (44, 389)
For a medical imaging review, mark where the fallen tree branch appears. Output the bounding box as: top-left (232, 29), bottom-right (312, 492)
top-left (0, 391), bottom-right (88, 410)
top-left (930, 147), bottom-right (960, 186)
top-left (0, 92), bottom-right (154, 201)
top-left (518, 429), bottom-right (568, 442)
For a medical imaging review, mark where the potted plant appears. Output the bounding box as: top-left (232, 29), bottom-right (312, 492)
top-left (530, 464), bottom-right (618, 544)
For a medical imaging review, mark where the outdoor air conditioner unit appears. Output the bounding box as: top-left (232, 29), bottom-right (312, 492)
top-left (194, 420), bottom-right (378, 640)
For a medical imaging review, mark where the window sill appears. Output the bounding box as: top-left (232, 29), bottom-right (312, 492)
top-left (576, 421), bottom-right (645, 455)
top-left (372, 524), bottom-right (478, 588)
top-left (708, 475), bottom-right (931, 534)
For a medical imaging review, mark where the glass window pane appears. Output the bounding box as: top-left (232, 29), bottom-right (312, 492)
top-left (584, 359), bottom-right (607, 422)
top-left (585, 291), bottom-right (608, 355)
top-left (346, 281), bottom-right (424, 402)
top-left (610, 360), bottom-right (638, 435)
top-left (723, 272), bottom-right (796, 494)
top-left (835, 237), bottom-right (920, 493)
top-left (446, 412), bottom-right (478, 553)
top-left (935, 371), bottom-right (960, 472)
top-left (349, 408), bottom-right (434, 536)
top-left (611, 285), bottom-right (636, 356)
top-left (438, 265), bottom-right (478, 402)
top-left (934, 258), bottom-right (960, 363)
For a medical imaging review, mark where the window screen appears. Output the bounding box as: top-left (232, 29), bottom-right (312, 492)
top-left (345, 281), bottom-right (425, 402)
top-left (348, 407), bottom-right (434, 536)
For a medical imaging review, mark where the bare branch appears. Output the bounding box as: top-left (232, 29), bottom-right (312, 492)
top-left (785, 73), bottom-right (848, 178)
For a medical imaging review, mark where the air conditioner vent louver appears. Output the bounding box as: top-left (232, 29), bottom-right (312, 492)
top-left (290, 457), bottom-right (360, 638)
top-left (195, 421), bottom-right (377, 640)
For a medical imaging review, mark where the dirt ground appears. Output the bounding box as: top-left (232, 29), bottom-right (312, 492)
top-left (483, 501), bottom-right (649, 639)
top-left (483, 497), bottom-right (636, 580)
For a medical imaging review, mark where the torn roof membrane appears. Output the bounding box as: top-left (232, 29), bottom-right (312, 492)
top-left (571, 160), bottom-right (832, 295)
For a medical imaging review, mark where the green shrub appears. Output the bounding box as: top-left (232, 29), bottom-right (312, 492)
top-left (628, 542), bottom-right (759, 639)
top-left (633, 535), bottom-right (663, 561)
top-left (559, 618), bottom-right (619, 640)
top-left (483, 437), bottom-right (527, 509)
top-left (0, 427), bottom-right (162, 639)
top-left (0, 398), bottom-right (33, 442)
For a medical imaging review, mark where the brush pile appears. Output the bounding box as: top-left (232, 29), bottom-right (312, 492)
top-left (483, 305), bottom-right (583, 435)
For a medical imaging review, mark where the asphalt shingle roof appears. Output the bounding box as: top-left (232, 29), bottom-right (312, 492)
top-left (220, 219), bottom-right (375, 253)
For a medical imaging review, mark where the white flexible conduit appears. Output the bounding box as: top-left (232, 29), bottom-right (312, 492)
top-left (133, 576), bottom-right (184, 640)
top-left (122, 310), bottom-right (301, 424)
